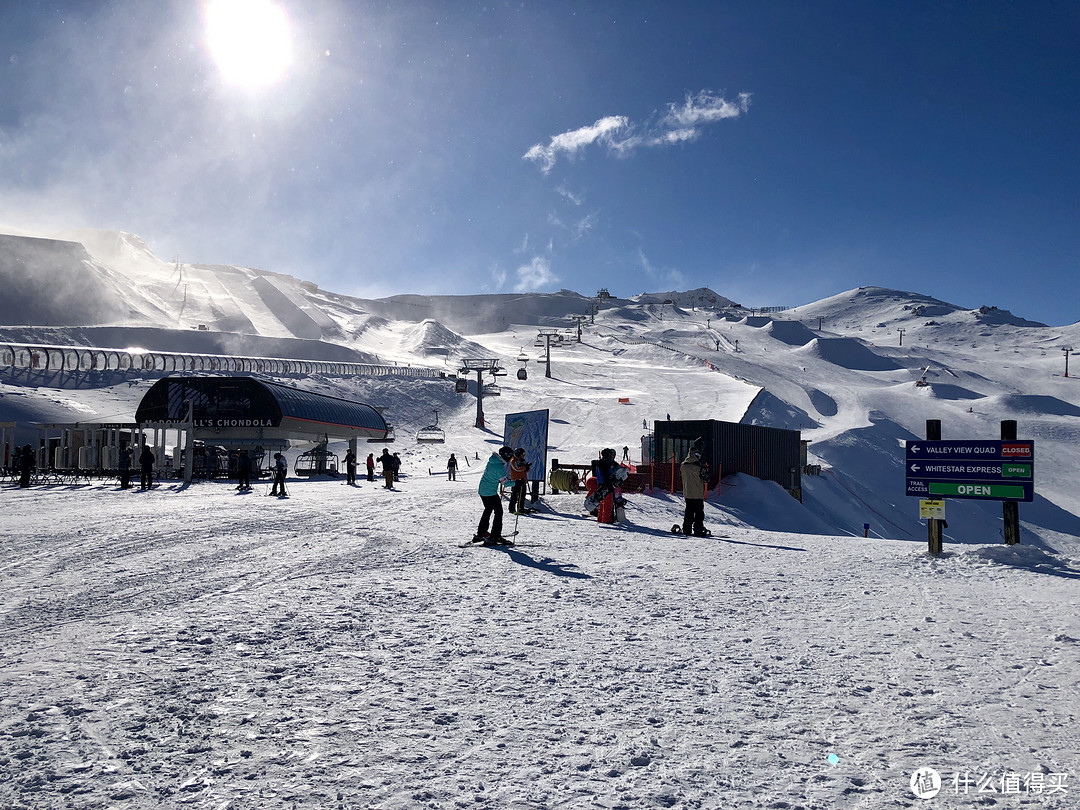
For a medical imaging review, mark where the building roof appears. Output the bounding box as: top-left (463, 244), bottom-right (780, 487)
top-left (135, 376), bottom-right (388, 441)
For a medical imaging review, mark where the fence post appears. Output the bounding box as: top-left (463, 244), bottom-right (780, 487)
top-left (926, 419), bottom-right (943, 555)
top-left (1002, 420), bottom-right (1020, 545)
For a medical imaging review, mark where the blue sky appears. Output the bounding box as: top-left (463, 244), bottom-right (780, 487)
top-left (1, 1), bottom-right (1077, 325)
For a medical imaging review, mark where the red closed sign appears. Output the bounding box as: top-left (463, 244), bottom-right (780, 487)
top-left (1002, 443), bottom-right (1032, 458)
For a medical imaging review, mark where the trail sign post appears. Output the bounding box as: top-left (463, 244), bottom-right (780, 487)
top-left (907, 420), bottom-right (1033, 554)
top-left (904, 440), bottom-right (1034, 502)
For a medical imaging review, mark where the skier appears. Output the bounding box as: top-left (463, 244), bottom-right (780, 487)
top-left (509, 448), bottom-right (530, 514)
top-left (392, 452), bottom-right (401, 482)
top-left (236, 449), bottom-right (252, 491)
top-left (270, 452), bottom-right (288, 497)
top-left (139, 444), bottom-right (156, 490)
top-left (679, 445), bottom-right (710, 536)
top-left (344, 449), bottom-right (357, 485)
top-left (378, 449), bottom-right (395, 489)
top-left (118, 446), bottom-right (133, 489)
top-left (18, 444), bottom-right (34, 488)
top-left (366, 453), bottom-right (375, 482)
top-left (621, 445), bottom-right (630, 462)
top-left (447, 453), bottom-right (458, 481)
top-left (473, 446), bottom-right (514, 544)
top-left (594, 448), bottom-right (620, 523)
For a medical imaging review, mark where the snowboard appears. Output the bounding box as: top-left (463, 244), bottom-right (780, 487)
top-left (460, 533), bottom-right (518, 548)
top-left (672, 524), bottom-right (712, 536)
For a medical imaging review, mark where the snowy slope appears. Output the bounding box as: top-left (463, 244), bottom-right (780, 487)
top-left (3, 228), bottom-right (1080, 809)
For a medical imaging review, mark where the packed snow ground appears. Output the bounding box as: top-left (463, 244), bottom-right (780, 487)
top-left (2, 232), bottom-right (1080, 807)
top-left (3, 470), bottom-right (1079, 810)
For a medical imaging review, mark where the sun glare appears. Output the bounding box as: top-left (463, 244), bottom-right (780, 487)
top-left (204, 0), bottom-right (293, 88)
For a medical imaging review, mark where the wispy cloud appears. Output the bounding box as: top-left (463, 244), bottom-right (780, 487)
top-left (523, 115), bottom-right (629, 174)
top-left (638, 247), bottom-right (684, 289)
top-left (513, 256), bottom-right (559, 292)
top-left (524, 90), bottom-right (750, 173)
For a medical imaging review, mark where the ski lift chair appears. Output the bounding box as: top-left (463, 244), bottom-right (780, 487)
top-left (454, 378), bottom-right (468, 394)
top-left (416, 410), bottom-right (446, 443)
top-left (295, 447), bottom-right (340, 476)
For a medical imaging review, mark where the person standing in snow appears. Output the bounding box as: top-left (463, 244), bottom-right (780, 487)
top-left (366, 453), bottom-right (375, 482)
top-left (139, 445), bottom-right (156, 490)
top-left (270, 452), bottom-right (288, 496)
top-left (117, 445), bottom-right (133, 489)
top-left (447, 453), bottom-right (458, 481)
top-left (509, 448), bottom-right (530, 514)
top-left (392, 452), bottom-right (401, 482)
top-left (594, 448), bottom-right (620, 523)
top-left (344, 449), bottom-right (357, 485)
top-left (378, 449), bottom-right (395, 489)
top-left (18, 444), bottom-right (34, 488)
top-left (474, 446), bottom-right (513, 543)
top-left (236, 449), bottom-right (252, 491)
top-left (680, 445), bottom-right (709, 536)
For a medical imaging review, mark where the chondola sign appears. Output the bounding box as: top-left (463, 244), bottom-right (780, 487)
top-left (194, 418), bottom-right (274, 428)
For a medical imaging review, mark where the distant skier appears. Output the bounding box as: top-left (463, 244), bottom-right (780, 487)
top-left (621, 445), bottom-right (630, 462)
top-left (139, 445), bottom-right (155, 490)
top-left (679, 445), bottom-right (710, 537)
top-left (344, 449), bottom-right (357, 485)
top-left (392, 452), bottom-right (401, 482)
top-left (366, 453), bottom-right (375, 482)
top-left (473, 446), bottom-right (514, 544)
top-left (447, 453), bottom-right (458, 481)
top-left (509, 448), bottom-right (530, 514)
top-left (18, 444), bottom-right (34, 488)
top-left (118, 446), bottom-right (133, 489)
top-left (270, 452), bottom-right (288, 497)
top-left (236, 449), bottom-right (252, 491)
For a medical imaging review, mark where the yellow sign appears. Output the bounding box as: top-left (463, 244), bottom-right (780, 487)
top-left (920, 499), bottom-right (946, 519)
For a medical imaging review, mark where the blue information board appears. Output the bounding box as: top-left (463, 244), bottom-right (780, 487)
top-left (904, 440), bottom-right (1034, 502)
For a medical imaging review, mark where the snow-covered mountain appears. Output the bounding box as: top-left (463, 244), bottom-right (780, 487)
top-left (3, 229), bottom-right (1080, 809)
top-left (2, 226), bottom-right (1079, 550)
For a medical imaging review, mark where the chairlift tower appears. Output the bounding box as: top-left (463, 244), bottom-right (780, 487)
top-left (570, 314), bottom-right (588, 342)
top-left (460, 358), bottom-right (503, 428)
top-left (1064, 346), bottom-right (1074, 378)
top-left (536, 329), bottom-right (562, 378)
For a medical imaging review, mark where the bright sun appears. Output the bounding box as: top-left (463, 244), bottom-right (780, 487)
top-left (204, 0), bottom-right (293, 88)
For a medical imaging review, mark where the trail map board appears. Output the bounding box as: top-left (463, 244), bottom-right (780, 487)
top-left (904, 440), bottom-right (1034, 502)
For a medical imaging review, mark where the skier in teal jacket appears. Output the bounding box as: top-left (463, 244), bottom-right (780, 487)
top-left (474, 446), bottom-right (513, 543)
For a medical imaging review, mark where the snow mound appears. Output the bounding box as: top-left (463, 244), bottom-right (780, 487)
top-left (963, 545), bottom-right (1080, 575)
top-left (716, 473), bottom-right (835, 534)
top-left (982, 394), bottom-right (1080, 418)
top-left (741, 389), bottom-right (817, 430)
top-left (763, 319), bottom-right (817, 346)
top-left (924, 383), bottom-right (984, 401)
top-left (794, 338), bottom-right (902, 371)
top-left (400, 319), bottom-right (490, 358)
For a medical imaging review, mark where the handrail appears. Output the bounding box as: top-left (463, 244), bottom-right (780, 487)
top-left (0, 342), bottom-right (443, 380)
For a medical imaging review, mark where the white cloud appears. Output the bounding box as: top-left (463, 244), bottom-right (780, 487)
top-left (663, 91), bottom-right (751, 128)
top-left (513, 256), bottom-right (559, 292)
top-left (525, 90), bottom-right (750, 172)
top-left (638, 247), bottom-right (684, 288)
top-left (556, 185), bottom-right (583, 206)
top-left (523, 115), bottom-right (628, 174)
